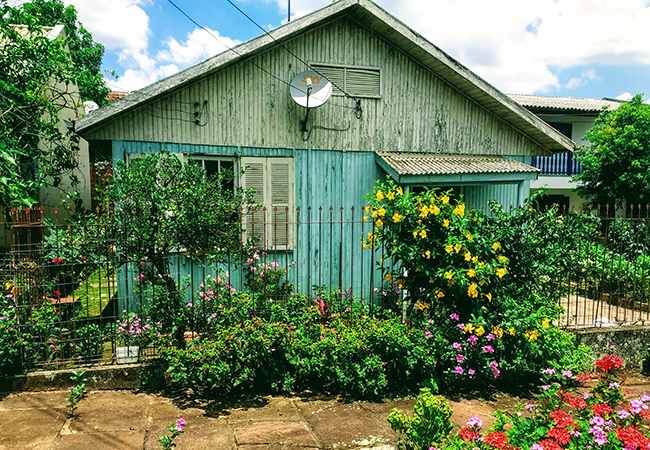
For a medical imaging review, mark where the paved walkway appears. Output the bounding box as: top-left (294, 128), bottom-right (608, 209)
top-left (0, 389), bottom-right (419, 450)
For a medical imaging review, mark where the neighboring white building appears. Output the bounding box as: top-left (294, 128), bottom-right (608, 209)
top-left (509, 95), bottom-right (622, 211)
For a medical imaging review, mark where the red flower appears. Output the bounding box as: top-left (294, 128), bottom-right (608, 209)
top-left (485, 431), bottom-right (510, 449)
top-left (567, 396), bottom-right (587, 411)
top-left (550, 410), bottom-right (575, 429)
top-left (591, 403), bottom-right (614, 416)
top-left (459, 426), bottom-right (478, 441)
top-left (81, 256), bottom-right (87, 262)
top-left (539, 439), bottom-right (563, 450)
top-left (617, 426), bottom-right (650, 449)
top-left (595, 354), bottom-right (624, 372)
top-left (54, 291), bottom-right (61, 298)
top-left (547, 427), bottom-right (571, 445)
top-left (53, 257), bottom-right (63, 265)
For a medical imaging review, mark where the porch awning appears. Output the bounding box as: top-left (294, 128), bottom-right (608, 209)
top-left (375, 152), bottom-right (539, 184)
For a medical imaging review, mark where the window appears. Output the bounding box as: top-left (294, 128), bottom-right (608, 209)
top-left (310, 64), bottom-right (381, 98)
top-left (547, 122), bottom-right (573, 139)
top-left (240, 157), bottom-right (295, 250)
top-left (189, 155), bottom-right (235, 192)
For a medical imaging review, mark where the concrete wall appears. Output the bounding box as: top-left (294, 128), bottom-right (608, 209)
top-left (573, 326), bottom-right (650, 369)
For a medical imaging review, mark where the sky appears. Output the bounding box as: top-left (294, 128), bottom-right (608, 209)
top-left (44, 0), bottom-right (650, 101)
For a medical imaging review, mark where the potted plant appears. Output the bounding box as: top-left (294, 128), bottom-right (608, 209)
top-left (115, 310), bottom-right (161, 364)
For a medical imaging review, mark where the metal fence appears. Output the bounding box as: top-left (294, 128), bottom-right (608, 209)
top-left (4, 203), bottom-right (650, 371)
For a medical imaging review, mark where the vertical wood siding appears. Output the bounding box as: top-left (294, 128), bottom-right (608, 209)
top-left (86, 16), bottom-right (546, 157)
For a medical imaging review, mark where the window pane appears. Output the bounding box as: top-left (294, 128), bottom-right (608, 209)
top-left (204, 160), bottom-right (220, 178)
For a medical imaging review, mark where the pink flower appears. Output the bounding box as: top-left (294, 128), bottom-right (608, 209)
top-left (466, 417), bottom-right (482, 428)
top-left (456, 354), bottom-right (464, 363)
top-left (450, 313), bottom-right (459, 321)
top-left (482, 345), bottom-right (494, 353)
top-left (468, 369), bottom-right (475, 375)
top-left (425, 331), bottom-right (432, 338)
top-left (452, 342), bottom-right (462, 350)
top-left (455, 366), bottom-right (464, 374)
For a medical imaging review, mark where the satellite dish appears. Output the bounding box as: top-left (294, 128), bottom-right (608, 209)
top-left (83, 101), bottom-right (99, 114)
top-left (289, 70), bottom-right (332, 108)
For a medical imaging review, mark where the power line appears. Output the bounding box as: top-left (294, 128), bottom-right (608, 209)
top-left (222, 0), bottom-right (361, 106)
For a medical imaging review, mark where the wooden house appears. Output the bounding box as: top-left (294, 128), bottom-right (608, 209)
top-left (74, 0), bottom-right (575, 304)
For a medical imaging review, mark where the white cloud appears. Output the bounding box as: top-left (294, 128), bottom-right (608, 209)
top-left (270, 0), bottom-right (650, 95)
top-left (616, 92), bottom-right (633, 101)
top-left (157, 28), bottom-right (240, 66)
top-left (67, 0), bottom-right (150, 52)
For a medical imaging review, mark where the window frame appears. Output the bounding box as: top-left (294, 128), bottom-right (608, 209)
top-left (310, 63), bottom-right (382, 99)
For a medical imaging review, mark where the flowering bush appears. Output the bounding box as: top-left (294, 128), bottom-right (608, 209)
top-left (390, 353), bottom-right (650, 450)
top-left (115, 311), bottom-right (162, 347)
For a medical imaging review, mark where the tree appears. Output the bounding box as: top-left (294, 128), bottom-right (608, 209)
top-left (0, 0), bottom-right (109, 206)
top-left (105, 151), bottom-right (253, 346)
top-left (573, 94), bottom-right (650, 206)
top-left (4, 0), bottom-right (110, 105)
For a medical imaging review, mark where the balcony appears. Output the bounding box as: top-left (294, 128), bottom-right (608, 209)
top-left (531, 152), bottom-right (583, 176)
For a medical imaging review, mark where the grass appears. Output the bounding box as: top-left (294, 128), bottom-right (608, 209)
top-left (73, 266), bottom-right (117, 318)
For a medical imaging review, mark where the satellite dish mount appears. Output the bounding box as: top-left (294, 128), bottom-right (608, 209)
top-left (289, 71), bottom-right (333, 133)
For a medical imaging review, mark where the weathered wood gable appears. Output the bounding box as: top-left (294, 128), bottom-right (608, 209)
top-left (83, 15), bottom-right (549, 157)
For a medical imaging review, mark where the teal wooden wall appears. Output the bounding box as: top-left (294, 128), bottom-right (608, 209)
top-left (113, 141), bottom-right (530, 312)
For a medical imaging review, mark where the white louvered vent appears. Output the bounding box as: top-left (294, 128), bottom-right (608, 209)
top-left (311, 64), bottom-right (381, 98)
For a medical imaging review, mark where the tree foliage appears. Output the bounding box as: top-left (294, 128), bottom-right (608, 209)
top-left (0, 0), bottom-right (109, 206)
top-left (4, 0), bottom-right (110, 105)
top-left (573, 94), bottom-right (650, 206)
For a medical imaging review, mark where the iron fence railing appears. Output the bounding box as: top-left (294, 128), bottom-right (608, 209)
top-left (531, 152), bottom-right (583, 176)
top-left (4, 203), bottom-right (650, 370)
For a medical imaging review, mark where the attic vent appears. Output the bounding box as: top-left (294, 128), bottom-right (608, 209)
top-left (310, 64), bottom-right (381, 98)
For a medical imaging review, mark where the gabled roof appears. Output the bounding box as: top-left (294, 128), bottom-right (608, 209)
top-left (76, 0), bottom-right (573, 154)
top-left (509, 94), bottom-right (622, 114)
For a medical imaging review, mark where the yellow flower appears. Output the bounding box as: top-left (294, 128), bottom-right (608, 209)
top-left (435, 289), bottom-right (445, 299)
top-left (376, 190), bottom-right (384, 201)
top-left (445, 245), bottom-right (453, 253)
top-left (413, 231), bottom-right (418, 238)
top-left (367, 232), bottom-right (377, 240)
top-left (396, 187), bottom-right (403, 195)
top-left (415, 266), bottom-right (421, 272)
top-left (492, 326), bottom-right (503, 338)
top-left (497, 255), bottom-right (508, 264)
top-left (365, 206), bottom-right (371, 214)
top-left (471, 255), bottom-right (479, 264)
top-left (419, 229), bottom-right (427, 239)
top-left (376, 219), bottom-right (383, 227)
top-left (475, 326), bottom-right (485, 336)
top-left (508, 328), bottom-right (516, 336)
top-left (387, 191), bottom-right (395, 200)
top-left (467, 283), bottom-right (479, 298)
top-left (495, 267), bottom-right (508, 279)
top-left (478, 262), bottom-right (486, 269)
top-left (397, 279), bottom-right (405, 288)
top-left (442, 219), bottom-right (450, 227)
top-left (5, 282), bottom-right (11, 290)
top-left (452, 204), bottom-right (465, 216)
top-left (423, 250), bottom-right (431, 259)
top-left (465, 233), bottom-right (473, 241)
top-left (377, 207), bottom-right (386, 217)
top-left (492, 242), bottom-right (502, 251)
top-left (464, 252), bottom-right (472, 261)
top-left (392, 212), bottom-right (403, 223)
top-left (541, 319), bottom-right (550, 329)
top-left (419, 206), bottom-right (429, 218)
top-left (431, 205), bottom-right (440, 215)
top-left (429, 278), bottom-right (435, 284)
top-left (417, 220), bottom-right (422, 225)
top-left (430, 197), bottom-right (436, 204)
top-left (417, 302), bottom-right (430, 311)
top-left (454, 243), bottom-right (462, 253)
top-left (385, 273), bottom-right (393, 282)
top-left (441, 195), bottom-right (450, 205)
top-left (445, 270), bottom-right (454, 279)
top-left (362, 242), bottom-right (367, 249)
top-left (465, 324), bottom-right (475, 334)
top-left (484, 292), bottom-right (492, 302)
top-left (525, 329), bottom-right (538, 342)
top-left (363, 216), bottom-right (368, 222)
top-left (372, 209), bottom-right (379, 218)
top-left (467, 268), bottom-right (476, 278)
top-left (478, 279), bottom-right (486, 286)
top-left (380, 257), bottom-right (384, 264)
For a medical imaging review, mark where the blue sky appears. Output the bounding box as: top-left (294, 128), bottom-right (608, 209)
top-left (58, 0), bottom-right (650, 101)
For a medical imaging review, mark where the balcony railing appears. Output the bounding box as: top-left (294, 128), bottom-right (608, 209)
top-left (531, 153), bottom-right (583, 176)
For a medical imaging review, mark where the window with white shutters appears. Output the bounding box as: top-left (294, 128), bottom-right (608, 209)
top-left (241, 157), bottom-right (295, 250)
top-left (310, 64), bottom-right (381, 98)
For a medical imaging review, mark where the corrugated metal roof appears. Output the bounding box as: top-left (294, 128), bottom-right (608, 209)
top-left (508, 94), bottom-right (622, 113)
top-left (377, 152), bottom-right (539, 175)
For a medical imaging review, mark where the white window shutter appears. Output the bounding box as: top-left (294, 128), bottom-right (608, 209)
top-left (242, 158), bottom-right (267, 248)
top-left (269, 159), bottom-right (294, 249)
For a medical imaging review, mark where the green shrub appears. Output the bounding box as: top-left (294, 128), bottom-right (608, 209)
top-left (387, 388), bottom-right (453, 450)
top-left (75, 324), bottom-right (102, 361)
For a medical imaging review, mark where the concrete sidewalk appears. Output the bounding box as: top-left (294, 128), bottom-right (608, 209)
top-left (0, 389), bottom-right (419, 450)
